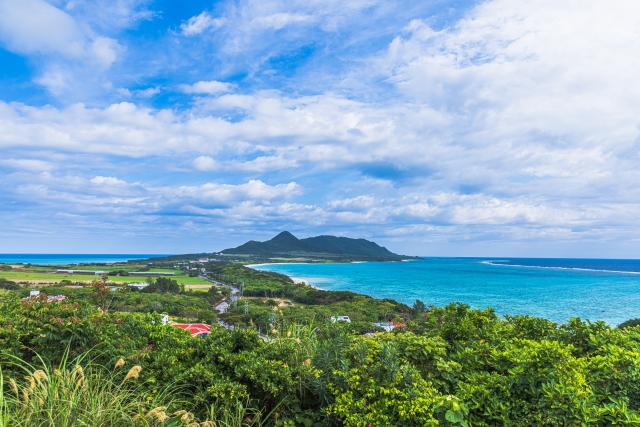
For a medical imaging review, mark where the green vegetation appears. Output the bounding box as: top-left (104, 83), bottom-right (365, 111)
top-left (2, 289), bottom-right (640, 426)
top-left (221, 231), bottom-right (415, 261)
top-left (3, 259), bottom-right (640, 425)
top-left (0, 270), bottom-right (211, 285)
top-left (619, 318), bottom-right (640, 329)
top-left (206, 263), bottom-right (410, 333)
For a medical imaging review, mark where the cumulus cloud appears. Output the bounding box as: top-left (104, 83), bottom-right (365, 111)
top-left (0, 158), bottom-right (53, 172)
top-left (90, 176), bottom-right (129, 186)
top-left (4, 0), bottom-right (640, 254)
top-left (180, 11), bottom-right (225, 35)
top-left (180, 80), bottom-right (235, 95)
top-left (0, 0), bottom-right (123, 97)
top-left (252, 13), bottom-right (312, 30)
top-left (0, 0), bottom-right (85, 56)
top-left (0, 0), bottom-right (121, 63)
top-left (135, 87), bottom-right (161, 98)
top-left (192, 155), bottom-right (297, 173)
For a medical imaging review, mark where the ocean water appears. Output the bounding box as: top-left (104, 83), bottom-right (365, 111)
top-left (252, 258), bottom-right (640, 325)
top-left (0, 254), bottom-right (166, 265)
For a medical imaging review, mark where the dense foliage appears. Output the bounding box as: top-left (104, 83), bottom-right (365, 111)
top-left (221, 231), bottom-right (410, 261)
top-left (3, 288), bottom-right (640, 426)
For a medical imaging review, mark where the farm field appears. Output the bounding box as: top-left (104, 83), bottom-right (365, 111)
top-left (0, 271), bottom-right (212, 285)
top-left (28, 265), bottom-right (184, 274)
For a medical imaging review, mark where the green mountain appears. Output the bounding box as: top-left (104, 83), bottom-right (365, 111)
top-left (301, 235), bottom-right (401, 258)
top-left (221, 231), bottom-right (412, 260)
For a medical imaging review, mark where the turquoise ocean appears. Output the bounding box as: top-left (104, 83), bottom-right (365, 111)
top-left (252, 258), bottom-right (640, 325)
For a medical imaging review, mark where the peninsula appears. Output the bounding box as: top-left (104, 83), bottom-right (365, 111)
top-left (221, 231), bottom-right (415, 262)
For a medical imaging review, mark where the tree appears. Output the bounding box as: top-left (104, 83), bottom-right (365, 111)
top-left (90, 275), bottom-right (111, 314)
top-left (619, 318), bottom-right (640, 329)
top-left (413, 299), bottom-right (426, 314)
top-left (0, 278), bottom-right (20, 290)
top-left (142, 277), bottom-right (180, 294)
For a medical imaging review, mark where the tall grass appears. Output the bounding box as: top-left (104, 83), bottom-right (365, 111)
top-left (0, 354), bottom-right (268, 427)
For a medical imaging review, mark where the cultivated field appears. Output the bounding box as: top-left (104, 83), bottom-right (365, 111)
top-left (0, 271), bottom-right (211, 285)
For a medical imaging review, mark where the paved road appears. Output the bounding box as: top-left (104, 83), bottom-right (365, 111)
top-left (199, 275), bottom-right (240, 294)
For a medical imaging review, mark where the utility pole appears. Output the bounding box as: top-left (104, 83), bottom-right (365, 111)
top-left (244, 300), bottom-right (249, 314)
top-left (269, 306), bottom-right (277, 327)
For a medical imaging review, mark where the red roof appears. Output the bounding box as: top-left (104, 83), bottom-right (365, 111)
top-left (172, 323), bottom-right (212, 337)
top-left (390, 321), bottom-right (406, 328)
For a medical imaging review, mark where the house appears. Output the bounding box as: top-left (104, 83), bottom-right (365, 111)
top-left (128, 283), bottom-right (148, 290)
top-left (373, 322), bottom-right (394, 332)
top-left (198, 258), bottom-right (209, 263)
top-left (22, 288), bottom-right (66, 303)
top-left (372, 321), bottom-right (406, 332)
top-left (172, 323), bottom-right (211, 338)
top-left (214, 301), bottom-right (229, 313)
top-left (330, 315), bottom-right (351, 323)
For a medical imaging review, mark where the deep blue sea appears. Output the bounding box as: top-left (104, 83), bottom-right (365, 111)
top-left (252, 258), bottom-right (640, 325)
top-left (0, 254), bottom-right (166, 265)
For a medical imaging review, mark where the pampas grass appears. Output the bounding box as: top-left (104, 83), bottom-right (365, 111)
top-left (0, 353), bottom-right (270, 426)
top-left (0, 353), bottom-right (186, 427)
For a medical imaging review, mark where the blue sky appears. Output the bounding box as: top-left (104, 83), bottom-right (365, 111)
top-left (1, 0), bottom-right (640, 257)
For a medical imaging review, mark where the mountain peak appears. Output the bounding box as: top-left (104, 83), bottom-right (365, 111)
top-left (222, 232), bottom-right (412, 260)
top-left (270, 231), bottom-right (299, 243)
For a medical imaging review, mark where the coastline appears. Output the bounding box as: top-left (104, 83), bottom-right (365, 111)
top-left (290, 276), bottom-right (324, 290)
top-left (249, 263), bottom-right (325, 290)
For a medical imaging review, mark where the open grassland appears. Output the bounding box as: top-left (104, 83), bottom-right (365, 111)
top-left (29, 265), bottom-right (184, 274)
top-left (0, 271), bottom-right (211, 285)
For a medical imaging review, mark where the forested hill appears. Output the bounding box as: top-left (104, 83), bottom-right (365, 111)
top-left (221, 231), bottom-right (413, 261)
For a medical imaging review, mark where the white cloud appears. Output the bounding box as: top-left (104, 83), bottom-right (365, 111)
top-left (193, 156), bottom-right (218, 171)
top-left (252, 13), bottom-right (312, 30)
top-left (193, 155), bottom-right (297, 173)
top-left (0, 158), bottom-right (53, 172)
top-left (0, 0), bottom-right (123, 98)
top-left (0, 0), bottom-right (121, 63)
top-left (5, 0), bottom-right (640, 252)
top-left (135, 87), bottom-right (161, 98)
top-left (180, 80), bottom-right (235, 95)
top-left (180, 11), bottom-right (225, 36)
top-left (0, 0), bottom-right (85, 56)
top-left (91, 36), bottom-right (120, 67)
top-left (90, 176), bottom-right (129, 186)
top-left (176, 180), bottom-right (301, 203)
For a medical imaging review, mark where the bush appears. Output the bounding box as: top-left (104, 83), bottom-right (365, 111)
top-left (619, 318), bottom-right (640, 329)
top-left (3, 291), bottom-right (640, 425)
top-left (0, 279), bottom-right (19, 290)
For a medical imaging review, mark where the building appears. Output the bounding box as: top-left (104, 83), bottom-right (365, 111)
top-left (372, 321), bottom-right (406, 332)
top-left (330, 315), bottom-right (351, 323)
top-left (22, 287), bottom-right (66, 303)
top-left (128, 272), bottom-right (176, 277)
top-left (56, 269), bottom-right (106, 275)
top-left (214, 301), bottom-right (230, 313)
top-left (172, 323), bottom-right (211, 338)
top-left (128, 283), bottom-right (148, 290)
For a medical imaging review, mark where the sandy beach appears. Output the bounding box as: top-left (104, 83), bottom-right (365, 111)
top-left (291, 277), bottom-right (325, 290)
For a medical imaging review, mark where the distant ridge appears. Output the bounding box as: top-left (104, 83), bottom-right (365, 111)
top-left (222, 231), bottom-right (412, 261)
